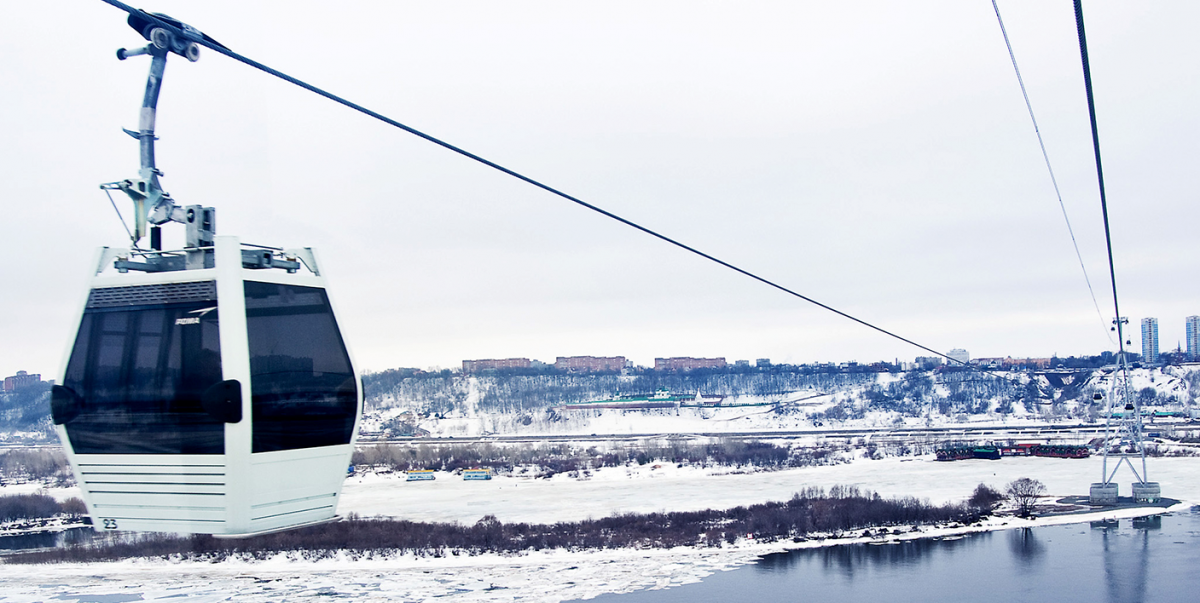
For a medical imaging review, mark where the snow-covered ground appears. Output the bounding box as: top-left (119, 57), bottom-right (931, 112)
top-left (0, 545), bottom-right (768, 603)
top-left (414, 403), bottom-right (1061, 439)
top-left (338, 455), bottom-right (1200, 524)
top-left (3, 454), bottom-right (1196, 602)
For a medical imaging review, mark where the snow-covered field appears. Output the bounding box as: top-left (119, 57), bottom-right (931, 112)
top-left (338, 454), bottom-right (1200, 524)
top-left (3, 454), bottom-right (1196, 602)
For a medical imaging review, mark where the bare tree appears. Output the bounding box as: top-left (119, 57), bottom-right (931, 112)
top-left (1006, 477), bottom-right (1046, 517)
top-left (968, 483), bottom-right (1005, 513)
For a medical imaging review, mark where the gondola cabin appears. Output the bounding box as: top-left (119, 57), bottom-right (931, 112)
top-left (51, 237), bottom-right (361, 535)
top-left (47, 12), bottom-right (363, 536)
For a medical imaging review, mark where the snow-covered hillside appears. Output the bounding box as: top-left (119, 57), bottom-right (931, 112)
top-left (362, 365), bottom-right (1200, 438)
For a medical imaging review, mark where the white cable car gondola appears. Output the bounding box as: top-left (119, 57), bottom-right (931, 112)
top-left (49, 12), bottom-right (361, 536)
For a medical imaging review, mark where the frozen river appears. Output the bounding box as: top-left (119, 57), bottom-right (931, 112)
top-left (588, 510), bottom-right (1200, 603)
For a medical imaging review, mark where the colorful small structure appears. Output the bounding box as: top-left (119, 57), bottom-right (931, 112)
top-left (406, 470), bottom-right (436, 481)
top-left (463, 468), bottom-right (492, 481)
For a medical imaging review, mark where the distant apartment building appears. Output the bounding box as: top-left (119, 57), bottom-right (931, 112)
top-left (3, 370), bottom-right (41, 392)
top-left (461, 358), bottom-right (531, 373)
top-left (755, 358), bottom-right (772, 368)
top-left (654, 357), bottom-right (727, 371)
top-left (914, 356), bottom-right (943, 370)
top-left (735, 360), bottom-right (750, 368)
top-left (1187, 316), bottom-right (1200, 360)
top-left (554, 356), bottom-right (626, 373)
top-left (947, 349), bottom-right (970, 365)
top-left (1141, 318), bottom-right (1159, 364)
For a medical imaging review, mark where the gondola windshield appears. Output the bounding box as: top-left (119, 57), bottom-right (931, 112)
top-left (245, 281), bottom-right (357, 453)
top-left (60, 286), bottom-right (225, 455)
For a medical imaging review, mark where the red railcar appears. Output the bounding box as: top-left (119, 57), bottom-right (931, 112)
top-left (999, 443), bottom-right (1037, 457)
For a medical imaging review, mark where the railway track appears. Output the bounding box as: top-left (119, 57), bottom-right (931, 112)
top-left (360, 420), bottom-right (1200, 446)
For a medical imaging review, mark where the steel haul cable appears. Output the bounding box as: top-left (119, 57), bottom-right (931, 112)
top-left (98, 0), bottom-right (998, 371)
top-left (1073, 0), bottom-right (1124, 335)
top-left (991, 0), bottom-right (1113, 343)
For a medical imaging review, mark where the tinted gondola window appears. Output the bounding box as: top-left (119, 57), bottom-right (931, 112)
top-left (62, 297), bottom-right (224, 454)
top-left (244, 282), bottom-right (357, 453)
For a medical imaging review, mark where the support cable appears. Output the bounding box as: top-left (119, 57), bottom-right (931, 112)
top-left (1074, 0), bottom-right (1145, 485)
top-left (103, 187), bottom-right (137, 246)
top-left (1073, 1), bottom-right (1126, 350)
top-left (991, 0), bottom-right (1113, 343)
top-left (97, 0), bottom-right (995, 371)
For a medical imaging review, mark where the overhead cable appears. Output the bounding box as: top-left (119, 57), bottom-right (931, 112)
top-left (98, 0), bottom-right (985, 370)
top-left (991, 0), bottom-right (1113, 343)
top-left (102, 187), bottom-right (136, 247)
top-left (1072, 0), bottom-right (1127, 355)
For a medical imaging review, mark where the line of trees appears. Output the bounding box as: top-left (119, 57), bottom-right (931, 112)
top-left (0, 382), bottom-right (53, 441)
top-left (0, 492), bottom-right (87, 523)
top-left (6, 486), bottom-right (971, 565)
top-left (0, 448), bottom-right (73, 485)
top-left (351, 440), bottom-right (855, 476)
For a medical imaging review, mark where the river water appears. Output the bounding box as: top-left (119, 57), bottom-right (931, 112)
top-left (588, 509), bottom-right (1200, 603)
top-left (0, 526), bottom-right (94, 553)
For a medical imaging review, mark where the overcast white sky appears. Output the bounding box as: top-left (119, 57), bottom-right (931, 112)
top-left (2, 1), bottom-right (1197, 376)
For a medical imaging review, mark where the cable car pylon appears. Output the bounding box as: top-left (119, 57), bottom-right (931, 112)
top-left (1090, 318), bottom-right (1160, 505)
top-left (1073, 0), bottom-right (1160, 506)
top-left (50, 11), bottom-right (362, 536)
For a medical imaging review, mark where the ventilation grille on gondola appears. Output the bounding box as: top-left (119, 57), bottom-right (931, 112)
top-left (87, 281), bottom-right (217, 308)
top-left (78, 459), bottom-right (227, 526)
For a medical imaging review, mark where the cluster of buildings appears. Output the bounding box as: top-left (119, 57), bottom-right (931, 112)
top-left (555, 356), bottom-right (627, 372)
top-left (462, 355), bottom-right (734, 374)
top-left (934, 315), bottom-right (1200, 371)
top-left (462, 356), bottom-right (631, 373)
top-left (460, 358), bottom-right (537, 373)
top-left (459, 319), bottom-right (1200, 376)
top-left (653, 357), bottom-right (727, 371)
top-left (917, 354), bottom-right (1056, 371)
top-left (1139, 316), bottom-right (1200, 364)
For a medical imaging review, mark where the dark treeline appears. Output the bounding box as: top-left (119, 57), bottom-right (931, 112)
top-left (0, 492), bottom-right (87, 522)
top-left (862, 372), bottom-right (1027, 418)
top-left (352, 440), bottom-right (851, 476)
top-left (0, 382), bottom-right (53, 440)
top-left (0, 448), bottom-right (74, 485)
top-left (6, 486), bottom-right (969, 565)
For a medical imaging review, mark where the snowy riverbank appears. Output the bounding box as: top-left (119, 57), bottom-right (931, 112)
top-left (1, 454), bottom-right (1196, 602)
top-left (0, 504), bottom-right (1185, 603)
